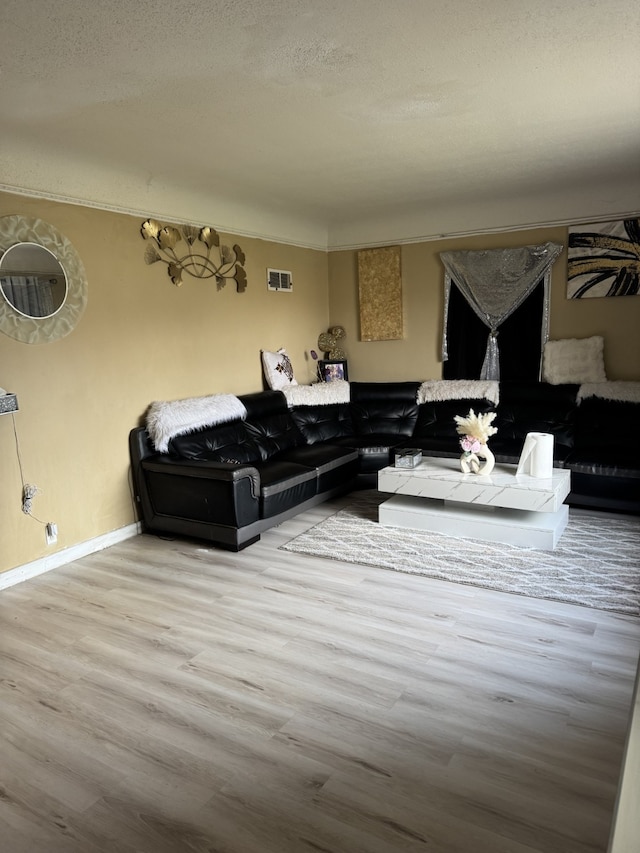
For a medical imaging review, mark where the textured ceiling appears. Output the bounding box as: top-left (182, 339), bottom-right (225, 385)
top-left (1, 0), bottom-right (639, 249)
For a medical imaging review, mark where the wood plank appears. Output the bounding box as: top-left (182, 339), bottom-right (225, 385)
top-left (1, 496), bottom-right (638, 852)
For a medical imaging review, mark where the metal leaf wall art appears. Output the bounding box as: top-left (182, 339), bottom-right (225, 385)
top-left (141, 219), bottom-right (247, 291)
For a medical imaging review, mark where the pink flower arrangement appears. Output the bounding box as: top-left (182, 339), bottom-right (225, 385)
top-left (460, 435), bottom-right (482, 454)
top-left (454, 408), bottom-right (498, 453)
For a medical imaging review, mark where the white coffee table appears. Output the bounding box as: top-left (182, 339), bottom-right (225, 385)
top-left (378, 456), bottom-right (571, 549)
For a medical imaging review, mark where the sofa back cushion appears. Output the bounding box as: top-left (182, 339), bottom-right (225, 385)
top-left (574, 397), bottom-right (638, 449)
top-left (289, 403), bottom-right (354, 445)
top-left (169, 420), bottom-right (260, 463)
top-left (239, 389), bottom-right (303, 460)
top-left (414, 397), bottom-right (495, 443)
top-left (350, 382), bottom-right (421, 436)
top-left (494, 381), bottom-right (578, 451)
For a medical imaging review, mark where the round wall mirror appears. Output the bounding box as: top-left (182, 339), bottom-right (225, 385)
top-left (0, 216), bottom-right (87, 344)
top-left (0, 242), bottom-right (68, 319)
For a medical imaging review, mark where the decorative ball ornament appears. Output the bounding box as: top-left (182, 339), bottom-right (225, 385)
top-left (317, 332), bottom-right (334, 353)
top-left (317, 326), bottom-right (347, 359)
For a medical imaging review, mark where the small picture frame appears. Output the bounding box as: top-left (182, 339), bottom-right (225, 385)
top-left (319, 359), bottom-right (348, 382)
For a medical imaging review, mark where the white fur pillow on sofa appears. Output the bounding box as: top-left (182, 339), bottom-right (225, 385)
top-left (281, 380), bottom-right (350, 407)
top-left (542, 336), bottom-right (607, 385)
top-left (261, 348), bottom-right (298, 390)
top-left (417, 380), bottom-right (500, 405)
top-left (147, 394), bottom-right (247, 452)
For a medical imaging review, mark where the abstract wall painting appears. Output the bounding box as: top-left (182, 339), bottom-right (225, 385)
top-left (567, 218), bottom-right (640, 298)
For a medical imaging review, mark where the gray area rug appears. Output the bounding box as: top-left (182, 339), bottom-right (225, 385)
top-left (281, 491), bottom-right (640, 616)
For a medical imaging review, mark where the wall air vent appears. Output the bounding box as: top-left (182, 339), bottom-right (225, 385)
top-left (267, 268), bottom-right (293, 292)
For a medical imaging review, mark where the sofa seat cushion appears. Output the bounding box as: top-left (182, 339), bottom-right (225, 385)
top-left (408, 438), bottom-right (459, 458)
top-left (289, 403), bottom-right (354, 444)
top-left (569, 471), bottom-right (640, 513)
top-left (408, 440), bottom-right (571, 467)
top-left (279, 444), bottom-right (359, 492)
top-left (489, 436), bottom-right (574, 465)
top-left (565, 449), bottom-right (640, 480)
top-left (254, 459), bottom-right (317, 518)
top-left (168, 421), bottom-right (260, 463)
top-left (334, 434), bottom-right (408, 474)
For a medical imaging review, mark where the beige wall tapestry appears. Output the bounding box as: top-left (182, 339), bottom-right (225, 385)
top-left (567, 218), bottom-right (640, 298)
top-left (357, 245), bottom-right (403, 341)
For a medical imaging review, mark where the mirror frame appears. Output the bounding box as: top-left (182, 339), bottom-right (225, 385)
top-left (0, 216), bottom-right (87, 344)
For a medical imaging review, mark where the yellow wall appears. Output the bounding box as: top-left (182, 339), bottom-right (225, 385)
top-left (2, 194), bottom-right (639, 577)
top-left (329, 226), bottom-right (640, 382)
top-left (0, 192), bottom-right (329, 574)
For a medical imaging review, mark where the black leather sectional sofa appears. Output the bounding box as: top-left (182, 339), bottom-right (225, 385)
top-left (129, 380), bottom-right (640, 550)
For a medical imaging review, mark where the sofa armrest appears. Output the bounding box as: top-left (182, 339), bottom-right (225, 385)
top-left (142, 456), bottom-right (259, 491)
top-left (138, 456), bottom-right (261, 528)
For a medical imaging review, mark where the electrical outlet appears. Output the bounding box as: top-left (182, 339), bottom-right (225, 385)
top-left (45, 522), bottom-right (58, 545)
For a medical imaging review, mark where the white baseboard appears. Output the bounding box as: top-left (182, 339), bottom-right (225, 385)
top-left (0, 522), bottom-right (142, 590)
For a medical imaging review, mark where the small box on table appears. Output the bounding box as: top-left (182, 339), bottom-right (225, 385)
top-left (394, 448), bottom-right (422, 468)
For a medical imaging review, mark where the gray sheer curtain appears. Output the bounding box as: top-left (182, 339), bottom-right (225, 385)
top-left (440, 243), bottom-right (563, 380)
top-left (1, 275), bottom-right (55, 317)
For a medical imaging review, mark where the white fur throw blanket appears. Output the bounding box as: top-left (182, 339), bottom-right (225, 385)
top-left (417, 380), bottom-right (500, 405)
top-left (281, 380), bottom-right (350, 407)
top-left (577, 381), bottom-right (640, 404)
top-left (146, 394), bottom-right (247, 452)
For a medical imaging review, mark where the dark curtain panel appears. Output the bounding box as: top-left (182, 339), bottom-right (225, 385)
top-left (443, 280), bottom-right (544, 381)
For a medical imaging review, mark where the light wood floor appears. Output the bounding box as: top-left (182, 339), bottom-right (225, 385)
top-left (1, 496), bottom-right (639, 853)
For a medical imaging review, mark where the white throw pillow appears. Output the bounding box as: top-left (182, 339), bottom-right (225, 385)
top-left (261, 348), bottom-right (298, 390)
top-left (542, 336), bottom-right (607, 384)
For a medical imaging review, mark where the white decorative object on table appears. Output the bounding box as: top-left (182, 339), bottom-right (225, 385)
top-left (454, 408), bottom-right (498, 476)
top-left (459, 441), bottom-right (495, 475)
top-left (517, 432), bottom-right (554, 478)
